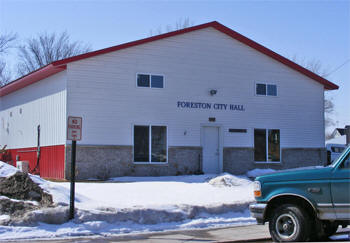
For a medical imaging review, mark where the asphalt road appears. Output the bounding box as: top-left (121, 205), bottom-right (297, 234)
top-left (14, 224), bottom-right (350, 243)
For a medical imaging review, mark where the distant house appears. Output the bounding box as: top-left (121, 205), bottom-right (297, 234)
top-left (328, 126), bottom-right (350, 146)
top-left (331, 128), bottom-right (346, 138)
top-left (0, 21), bottom-right (338, 180)
top-left (326, 126), bottom-right (349, 163)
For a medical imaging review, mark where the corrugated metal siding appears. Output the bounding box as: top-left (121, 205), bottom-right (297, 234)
top-left (40, 145), bottom-right (65, 179)
top-left (8, 145), bottom-right (65, 179)
top-left (67, 27), bottom-right (325, 148)
top-left (0, 70), bottom-right (67, 179)
top-left (0, 71), bottom-right (67, 148)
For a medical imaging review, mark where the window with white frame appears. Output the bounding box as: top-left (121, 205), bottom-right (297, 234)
top-left (254, 129), bottom-right (280, 162)
top-left (137, 74), bottom-right (164, 88)
top-left (256, 83), bottom-right (277, 96)
top-left (134, 125), bottom-right (167, 163)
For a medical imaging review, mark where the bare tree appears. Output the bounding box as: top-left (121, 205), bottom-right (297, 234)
top-left (292, 55), bottom-right (330, 77)
top-left (17, 31), bottom-right (91, 76)
top-left (324, 98), bottom-right (335, 138)
top-left (0, 33), bottom-right (17, 86)
top-left (0, 33), bottom-right (16, 53)
top-left (0, 62), bottom-right (11, 86)
top-left (149, 17), bottom-right (194, 36)
top-left (292, 56), bottom-right (336, 136)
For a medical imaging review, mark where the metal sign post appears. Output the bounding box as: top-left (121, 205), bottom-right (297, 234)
top-left (69, 140), bottom-right (76, 220)
top-left (67, 116), bottom-right (82, 220)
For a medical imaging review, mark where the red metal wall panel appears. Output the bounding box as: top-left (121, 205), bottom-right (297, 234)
top-left (40, 145), bottom-right (65, 179)
top-left (7, 145), bottom-right (65, 179)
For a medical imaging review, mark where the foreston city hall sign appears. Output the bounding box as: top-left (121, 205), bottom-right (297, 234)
top-left (177, 101), bottom-right (245, 111)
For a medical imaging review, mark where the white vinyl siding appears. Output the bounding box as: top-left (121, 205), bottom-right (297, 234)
top-left (65, 27), bottom-right (324, 148)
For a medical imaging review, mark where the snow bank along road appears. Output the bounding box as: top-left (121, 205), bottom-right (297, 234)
top-left (0, 162), bottom-right (275, 241)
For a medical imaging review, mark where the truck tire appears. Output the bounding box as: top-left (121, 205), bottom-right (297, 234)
top-left (269, 204), bottom-right (312, 242)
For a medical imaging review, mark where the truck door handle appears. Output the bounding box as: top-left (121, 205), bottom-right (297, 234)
top-left (308, 187), bottom-right (321, 193)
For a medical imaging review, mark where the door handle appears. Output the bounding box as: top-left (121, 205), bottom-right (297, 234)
top-left (308, 187), bottom-right (321, 193)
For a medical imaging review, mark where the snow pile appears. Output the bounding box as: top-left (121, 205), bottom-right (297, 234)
top-left (56, 174), bottom-right (254, 210)
top-left (24, 173), bottom-right (254, 226)
top-left (35, 173), bottom-right (255, 228)
top-left (0, 161), bottom-right (18, 177)
top-left (0, 161), bottom-right (81, 207)
top-left (0, 161), bottom-right (56, 226)
top-left (208, 173), bottom-right (251, 187)
top-left (17, 206), bottom-right (70, 226)
top-left (0, 209), bottom-right (255, 241)
top-left (74, 202), bottom-right (249, 225)
top-left (246, 168), bottom-right (276, 178)
top-left (0, 167), bottom-right (256, 240)
top-left (0, 161), bottom-right (75, 207)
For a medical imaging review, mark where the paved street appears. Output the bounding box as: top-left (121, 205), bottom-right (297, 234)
top-left (16, 225), bottom-right (350, 243)
top-left (105, 224), bottom-right (271, 243)
top-left (19, 224), bottom-right (269, 243)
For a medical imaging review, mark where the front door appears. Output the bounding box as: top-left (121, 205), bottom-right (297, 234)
top-left (202, 126), bottom-right (220, 174)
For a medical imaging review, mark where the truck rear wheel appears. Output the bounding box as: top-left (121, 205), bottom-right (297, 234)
top-left (269, 204), bottom-right (311, 242)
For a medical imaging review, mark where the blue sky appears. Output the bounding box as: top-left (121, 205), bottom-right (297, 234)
top-left (1, 0), bottom-right (349, 131)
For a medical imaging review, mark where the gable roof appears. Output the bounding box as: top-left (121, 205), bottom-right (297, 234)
top-left (0, 21), bottom-right (338, 97)
top-left (332, 128), bottom-right (346, 137)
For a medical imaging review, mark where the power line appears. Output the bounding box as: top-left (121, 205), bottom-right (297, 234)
top-left (325, 59), bottom-right (350, 76)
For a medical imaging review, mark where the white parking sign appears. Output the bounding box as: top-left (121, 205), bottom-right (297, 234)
top-left (67, 116), bottom-right (82, 141)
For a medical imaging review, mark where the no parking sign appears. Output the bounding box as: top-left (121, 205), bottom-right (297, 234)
top-left (67, 116), bottom-right (82, 141)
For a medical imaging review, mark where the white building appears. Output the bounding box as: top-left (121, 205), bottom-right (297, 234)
top-left (0, 21), bottom-right (338, 179)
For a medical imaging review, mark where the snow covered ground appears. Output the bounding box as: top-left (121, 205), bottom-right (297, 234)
top-left (56, 174), bottom-right (254, 209)
top-left (0, 162), bottom-right (267, 241)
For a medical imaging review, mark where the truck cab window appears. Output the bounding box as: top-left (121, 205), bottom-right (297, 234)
top-left (340, 153), bottom-right (350, 169)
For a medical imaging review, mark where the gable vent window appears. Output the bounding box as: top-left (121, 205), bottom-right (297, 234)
top-left (137, 74), bottom-right (164, 88)
top-left (256, 83), bottom-right (277, 96)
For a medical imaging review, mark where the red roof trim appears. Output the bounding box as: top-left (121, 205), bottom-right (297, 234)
top-left (0, 21), bottom-right (338, 97)
top-left (0, 65), bottom-right (66, 97)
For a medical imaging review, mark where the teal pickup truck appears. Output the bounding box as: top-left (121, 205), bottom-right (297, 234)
top-left (250, 145), bottom-right (350, 242)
